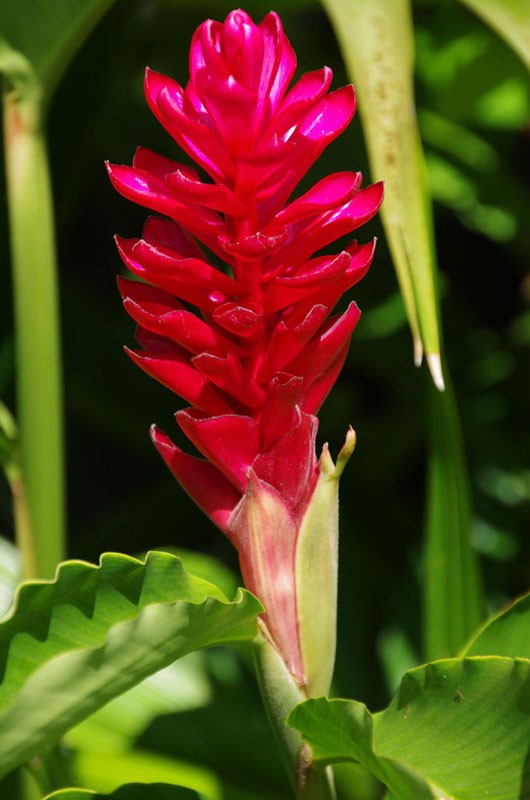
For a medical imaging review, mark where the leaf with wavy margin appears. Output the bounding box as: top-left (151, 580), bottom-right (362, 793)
top-left (0, 551), bottom-right (261, 779)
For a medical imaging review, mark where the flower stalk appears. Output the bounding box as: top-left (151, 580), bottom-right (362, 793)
top-left (254, 635), bottom-right (336, 799)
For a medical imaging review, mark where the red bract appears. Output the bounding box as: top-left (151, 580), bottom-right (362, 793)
top-left (107, 9), bottom-right (382, 687)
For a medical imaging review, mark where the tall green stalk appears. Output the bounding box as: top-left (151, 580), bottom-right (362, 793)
top-left (3, 81), bottom-right (65, 580)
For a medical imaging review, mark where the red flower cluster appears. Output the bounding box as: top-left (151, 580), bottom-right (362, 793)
top-left (107, 9), bottom-right (382, 684)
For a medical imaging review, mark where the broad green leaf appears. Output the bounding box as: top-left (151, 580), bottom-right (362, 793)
top-left (290, 656), bottom-right (530, 799)
top-left (460, 0), bottom-right (530, 73)
top-left (322, 0), bottom-right (444, 388)
top-left (423, 379), bottom-right (484, 661)
top-left (0, 551), bottom-right (261, 779)
top-left (464, 589), bottom-right (530, 658)
top-left (0, 0), bottom-right (114, 106)
top-left (44, 785), bottom-right (200, 800)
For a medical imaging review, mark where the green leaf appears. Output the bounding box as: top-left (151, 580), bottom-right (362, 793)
top-left (43, 785), bottom-right (200, 800)
top-left (0, 0), bottom-right (114, 105)
top-left (460, 0), bottom-right (530, 73)
top-left (423, 379), bottom-right (484, 661)
top-left (0, 551), bottom-right (262, 779)
top-left (321, 0), bottom-right (444, 388)
top-left (464, 589), bottom-right (530, 658)
top-left (290, 656), bottom-right (530, 799)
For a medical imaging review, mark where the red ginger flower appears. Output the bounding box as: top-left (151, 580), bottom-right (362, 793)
top-left (107, 9), bottom-right (382, 690)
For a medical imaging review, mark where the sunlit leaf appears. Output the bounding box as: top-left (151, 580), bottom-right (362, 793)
top-left (0, 551), bottom-right (261, 779)
top-left (290, 656), bottom-right (530, 799)
top-left (322, 0), bottom-right (444, 387)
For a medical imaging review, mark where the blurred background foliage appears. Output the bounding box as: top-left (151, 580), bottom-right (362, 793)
top-left (0, 0), bottom-right (529, 797)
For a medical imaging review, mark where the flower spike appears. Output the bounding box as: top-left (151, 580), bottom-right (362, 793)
top-left (109, 9), bottom-right (382, 692)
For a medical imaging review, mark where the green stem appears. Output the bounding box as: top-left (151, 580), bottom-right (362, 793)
top-left (3, 82), bottom-right (65, 580)
top-left (253, 635), bottom-right (336, 800)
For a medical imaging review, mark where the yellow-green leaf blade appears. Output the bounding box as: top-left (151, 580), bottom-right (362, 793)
top-left (322, 0), bottom-right (444, 387)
